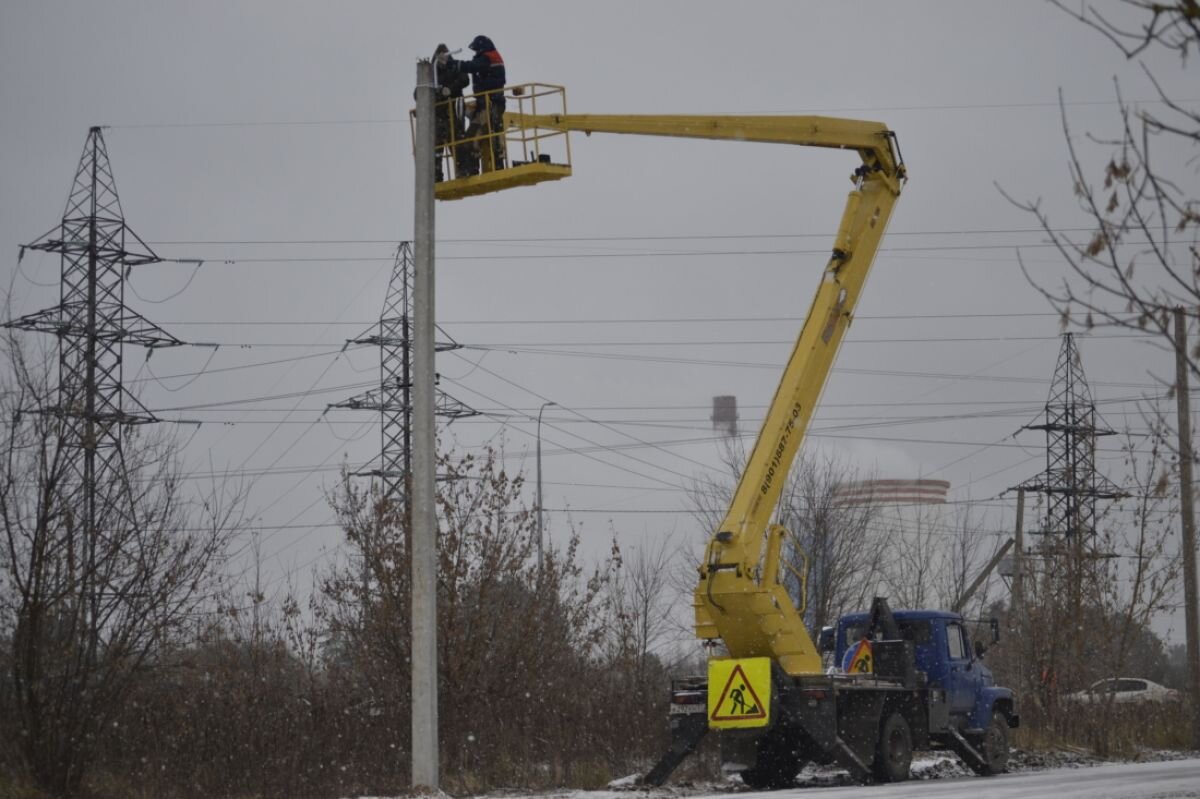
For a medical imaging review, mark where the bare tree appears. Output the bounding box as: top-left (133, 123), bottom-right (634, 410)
top-left (997, 0), bottom-right (1196, 752)
top-left (882, 502), bottom-right (943, 610)
top-left (321, 443), bottom-right (621, 790)
top-left (995, 422), bottom-right (1182, 752)
top-left (936, 503), bottom-right (1012, 618)
top-left (778, 453), bottom-right (886, 631)
top-left (685, 437), bottom-right (744, 537)
top-left (0, 332), bottom-right (243, 797)
top-left (687, 443), bottom-right (886, 632)
top-left (1079, 423), bottom-right (1182, 752)
top-left (602, 533), bottom-right (682, 679)
top-left (1007, 1), bottom-right (1199, 385)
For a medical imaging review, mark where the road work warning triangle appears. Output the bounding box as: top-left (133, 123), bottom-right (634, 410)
top-left (844, 638), bottom-right (874, 674)
top-left (707, 657), bottom-right (771, 728)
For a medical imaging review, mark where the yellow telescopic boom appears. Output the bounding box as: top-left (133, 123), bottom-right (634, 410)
top-left (506, 111), bottom-right (906, 677)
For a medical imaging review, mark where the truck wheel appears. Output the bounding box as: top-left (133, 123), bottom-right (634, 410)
top-left (872, 713), bottom-right (912, 783)
top-left (974, 713), bottom-right (1009, 775)
top-left (740, 736), bottom-right (801, 790)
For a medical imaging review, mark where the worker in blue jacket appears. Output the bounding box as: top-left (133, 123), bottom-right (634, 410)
top-left (461, 35), bottom-right (507, 171)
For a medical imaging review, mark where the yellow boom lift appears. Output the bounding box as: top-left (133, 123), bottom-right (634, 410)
top-left (421, 85), bottom-right (1026, 788)
top-left (425, 84), bottom-right (904, 675)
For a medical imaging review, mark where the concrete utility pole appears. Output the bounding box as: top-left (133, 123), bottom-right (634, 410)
top-left (951, 538), bottom-right (1013, 614)
top-left (1013, 488), bottom-right (1025, 620)
top-left (411, 59), bottom-right (439, 790)
top-left (1173, 307), bottom-right (1200, 750)
top-left (1012, 488), bottom-right (1027, 709)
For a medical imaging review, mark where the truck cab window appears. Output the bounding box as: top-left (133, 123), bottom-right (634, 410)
top-left (946, 622), bottom-right (966, 660)
top-left (898, 619), bottom-right (931, 644)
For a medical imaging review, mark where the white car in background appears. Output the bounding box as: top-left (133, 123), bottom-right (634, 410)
top-left (1066, 677), bottom-right (1181, 704)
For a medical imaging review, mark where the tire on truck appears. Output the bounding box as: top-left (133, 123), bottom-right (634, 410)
top-left (740, 730), bottom-right (803, 790)
top-left (872, 712), bottom-right (912, 783)
top-left (971, 711), bottom-right (1010, 776)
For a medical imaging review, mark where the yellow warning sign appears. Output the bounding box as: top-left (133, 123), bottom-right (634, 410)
top-left (707, 657), bottom-right (771, 729)
top-left (845, 639), bottom-right (874, 674)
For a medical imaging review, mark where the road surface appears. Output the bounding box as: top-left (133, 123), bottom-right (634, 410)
top-left (719, 758), bottom-right (1200, 799)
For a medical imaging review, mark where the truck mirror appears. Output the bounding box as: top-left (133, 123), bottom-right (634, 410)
top-left (974, 639), bottom-right (986, 660)
top-left (990, 617), bottom-right (1000, 644)
top-left (818, 626), bottom-right (835, 653)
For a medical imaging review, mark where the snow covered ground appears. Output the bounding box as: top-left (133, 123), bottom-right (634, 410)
top-left (571, 759), bottom-right (1200, 799)
top-left (721, 759), bottom-right (1200, 798)
top-left (371, 751), bottom-right (1200, 799)
top-left (460, 753), bottom-right (1200, 799)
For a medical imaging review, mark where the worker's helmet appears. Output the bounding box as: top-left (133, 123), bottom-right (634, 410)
top-left (469, 35), bottom-right (494, 52)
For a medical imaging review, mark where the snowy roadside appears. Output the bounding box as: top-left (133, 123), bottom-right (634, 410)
top-left (551, 748), bottom-right (1197, 798)
top-left (358, 749), bottom-right (1200, 799)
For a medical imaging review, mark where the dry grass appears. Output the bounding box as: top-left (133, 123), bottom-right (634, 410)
top-left (1014, 700), bottom-right (1194, 758)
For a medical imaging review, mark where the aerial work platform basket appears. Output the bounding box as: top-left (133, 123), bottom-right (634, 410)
top-left (411, 82), bottom-right (572, 201)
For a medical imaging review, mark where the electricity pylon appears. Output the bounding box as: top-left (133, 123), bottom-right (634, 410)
top-left (1012, 332), bottom-right (1124, 696)
top-left (3, 126), bottom-right (184, 613)
top-left (2, 125), bottom-right (184, 652)
top-left (1017, 333), bottom-right (1123, 541)
top-left (329, 242), bottom-right (475, 510)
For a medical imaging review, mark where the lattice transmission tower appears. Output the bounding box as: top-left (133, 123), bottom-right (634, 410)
top-left (329, 242), bottom-right (475, 509)
top-left (1016, 332), bottom-right (1123, 543)
top-left (4, 126), bottom-right (184, 541)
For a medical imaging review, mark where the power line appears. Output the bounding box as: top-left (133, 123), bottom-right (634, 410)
top-left (146, 309), bottom-right (1178, 327)
top-left (145, 226), bottom-right (1094, 246)
top-left (441, 369), bottom-right (703, 489)
top-left (125, 345), bottom-right (371, 386)
top-left (157, 312), bottom-right (1078, 325)
top-left (206, 255), bottom-right (396, 565)
top-left (168, 332), bottom-right (1159, 349)
top-left (147, 413), bottom-right (1165, 433)
top-left (469, 333), bottom-right (1153, 347)
top-left (121, 236), bottom-right (1196, 267)
top-left (116, 241), bottom-right (1162, 265)
top-left (147, 374), bottom-right (1177, 418)
top-left (463, 344), bottom-right (1170, 390)
top-left (104, 97), bottom-right (1200, 131)
top-left (150, 391), bottom-right (1188, 415)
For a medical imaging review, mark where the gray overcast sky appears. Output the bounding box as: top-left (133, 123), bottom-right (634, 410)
top-left (2, 2), bottom-right (1195, 636)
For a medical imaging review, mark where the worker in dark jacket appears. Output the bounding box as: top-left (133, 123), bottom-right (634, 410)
top-left (432, 44), bottom-right (474, 179)
top-left (461, 35), bottom-right (506, 171)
